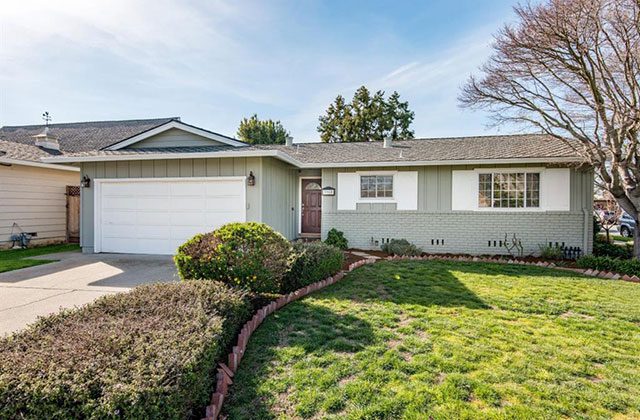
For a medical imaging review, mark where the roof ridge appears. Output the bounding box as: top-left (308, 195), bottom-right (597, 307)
top-left (0, 117), bottom-right (180, 130)
top-left (402, 133), bottom-right (548, 141)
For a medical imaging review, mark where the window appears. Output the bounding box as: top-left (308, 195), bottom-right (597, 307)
top-left (478, 172), bottom-right (540, 208)
top-left (360, 175), bottom-right (393, 198)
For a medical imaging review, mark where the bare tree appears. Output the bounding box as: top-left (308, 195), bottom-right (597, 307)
top-left (460, 0), bottom-right (640, 257)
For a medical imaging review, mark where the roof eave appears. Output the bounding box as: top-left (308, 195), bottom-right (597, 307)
top-left (0, 157), bottom-right (80, 172)
top-left (41, 151), bottom-right (583, 168)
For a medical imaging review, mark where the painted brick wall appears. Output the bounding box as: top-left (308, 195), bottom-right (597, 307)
top-left (322, 211), bottom-right (592, 256)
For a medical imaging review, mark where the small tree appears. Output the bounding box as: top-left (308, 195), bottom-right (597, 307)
top-left (237, 114), bottom-right (290, 145)
top-left (318, 86), bottom-right (415, 142)
top-left (459, 0), bottom-right (640, 258)
top-left (594, 195), bottom-right (621, 242)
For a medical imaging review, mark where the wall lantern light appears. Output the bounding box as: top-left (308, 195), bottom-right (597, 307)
top-left (322, 186), bottom-right (335, 196)
top-left (81, 175), bottom-right (91, 188)
top-left (247, 171), bottom-right (256, 186)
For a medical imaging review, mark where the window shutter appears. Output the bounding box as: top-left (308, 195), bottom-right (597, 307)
top-left (395, 171), bottom-right (418, 210)
top-left (541, 168), bottom-right (570, 211)
top-left (451, 170), bottom-right (477, 211)
top-left (337, 173), bottom-right (358, 210)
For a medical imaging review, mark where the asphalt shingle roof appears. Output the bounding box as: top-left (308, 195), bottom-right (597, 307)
top-left (0, 139), bottom-right (63, 161)
top-left (263, 134), bottom-right (583, 164)
top-left (0, 116), bottom-right (584, 166)
top-left (0, 118), bottom-right (177, 157)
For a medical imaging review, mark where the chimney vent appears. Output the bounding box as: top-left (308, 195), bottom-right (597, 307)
top-left (285, 135), bottom-right (293, 147)
top-left (32, 111), bottom-right (60, 151)
top-left (383, 137), bottom-right (392, 148)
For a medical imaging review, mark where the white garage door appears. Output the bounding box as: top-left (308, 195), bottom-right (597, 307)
top-left (95, 177), bottom-right (246, 255)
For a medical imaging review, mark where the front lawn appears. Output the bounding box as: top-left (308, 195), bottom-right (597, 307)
top-left (0, 243), bottom-right (79, 273)
top-left (224, 260), bottom-right (640, 419)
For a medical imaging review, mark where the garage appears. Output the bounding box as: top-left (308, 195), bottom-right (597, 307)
top-left (94, 177), bottom-right (246, 255)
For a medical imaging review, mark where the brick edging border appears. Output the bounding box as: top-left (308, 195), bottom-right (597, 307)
top-left (201, 257), bottom-right (378, 420)
top-left (385, 254), bottom-right (640, 283)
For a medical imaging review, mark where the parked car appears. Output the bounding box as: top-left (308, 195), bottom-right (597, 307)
top-left (619, 213), bottom-right (636, 237)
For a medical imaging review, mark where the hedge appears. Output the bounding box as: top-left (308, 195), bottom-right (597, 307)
top-left (174, 222), bottom-right (292, 293)
top-left (0, 281), bottom-right (250, 419)
top-left (576, 255), bottom-right (640, 277)
top-left (281, 242), bottom-right (344, 293)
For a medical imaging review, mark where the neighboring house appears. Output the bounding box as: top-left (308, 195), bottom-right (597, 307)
top-left (0, 133), bottom-right (80, 248)
top-left (18, 117), bottom-right (591, 256)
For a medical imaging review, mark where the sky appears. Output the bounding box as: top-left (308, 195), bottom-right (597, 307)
top-left (0, 0), bottom-right (523, 143)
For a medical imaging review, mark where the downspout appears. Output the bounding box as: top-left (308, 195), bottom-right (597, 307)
top-left (583, 208), bottom-right (590, 255)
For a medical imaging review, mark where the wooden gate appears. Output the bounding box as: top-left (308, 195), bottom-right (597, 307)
top-left (66, 186), bottom-right (80, 243)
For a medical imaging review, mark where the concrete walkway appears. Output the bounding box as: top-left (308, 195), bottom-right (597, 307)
top-left (0, 251), bottom-right (177, 336)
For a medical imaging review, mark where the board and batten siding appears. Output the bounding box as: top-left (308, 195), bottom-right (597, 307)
top-left (127, 128), bottom-right (227, 148)
top-left (260, 157), bottom-right (298, 239)
top-left (79, 157), bottom-right (298, 253)
top-left (0, 164), bottom-right (79, 246)
top-left (321, 165), bottom-right (594, 255)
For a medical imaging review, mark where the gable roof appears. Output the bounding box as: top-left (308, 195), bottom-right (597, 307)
top-left (0, 118), bottom-right (178, 155)
top-left (104, 120), bottom-right (247, 149)
top-left (0, 117), bottom-right (247, 167)
top-left (42, 133), bottom-right (586, 168)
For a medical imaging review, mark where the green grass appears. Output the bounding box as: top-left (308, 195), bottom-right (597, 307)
top-left (0, 243), bottom-right (80, 273)
top-left (223, 260), bottom-right (640, 419)
top-left (598, 233), bottom-right (634, 243)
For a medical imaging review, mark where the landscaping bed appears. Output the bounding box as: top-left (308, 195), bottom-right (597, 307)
top-left (222, 259), bottom-right (640, 419)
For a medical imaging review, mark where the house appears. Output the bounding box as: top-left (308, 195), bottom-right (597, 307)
top-left (0, 128), bottom-right (80, 248)
top-left (23, 117), bottom-right (592, 256)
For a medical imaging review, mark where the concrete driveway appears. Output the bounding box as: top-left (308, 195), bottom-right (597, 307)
top-left (0, 251), bottom-right (178, 336)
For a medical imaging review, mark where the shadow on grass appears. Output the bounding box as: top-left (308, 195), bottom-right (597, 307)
top-left (223, 259), bottom-right (590, 419)
top-left (342, 260), bottom-right (492, 309)
top-left (223, 301), bottom-right (375, 419)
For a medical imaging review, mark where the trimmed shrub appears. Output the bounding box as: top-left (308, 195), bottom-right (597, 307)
top-left (593, 237), bottom-right (632, 259)
top-left (381, 239), bottom-right (422, 256)
top-left (0, 281), bottom-right (250, 419)
top-left (325, 228), bottom-right (348, 250)
top-left (576, 255), bottom-right (640, 277)
top-left (282, 242), bottom-right (344, 293)
top-left (174, 222), bottom-right (292, 293)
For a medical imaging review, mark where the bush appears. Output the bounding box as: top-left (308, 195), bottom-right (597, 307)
top-left (174, 222), bottom-right (292, 293)
top-left (0, 281), bottom-right (250, 419)
top-left (577, 255), bottom-right (640, 277)
top-left (381, 239), bottom-right (422, 256)
top-left (538, 244), bottom-right (564, 260)
top-left (282, 242), bottom-right (344, 293)
top-left (593, 237), bottom-right (632, 259)
top-left (325, 228), bottom-right (348, 250)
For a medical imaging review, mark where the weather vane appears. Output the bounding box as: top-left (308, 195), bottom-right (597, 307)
top-left (42, 111), bottom-right (51, 127)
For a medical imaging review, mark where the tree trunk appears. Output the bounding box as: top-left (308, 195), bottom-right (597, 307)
top-left (634, 214), bottom-right (640, 259)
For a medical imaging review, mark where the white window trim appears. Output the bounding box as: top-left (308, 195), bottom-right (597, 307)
top-left (473, 167), bottom-right (545, 212)
top-left (356, 171), bottom-right (397, 203)
top-left (93, 176), bottom-right (247, 253)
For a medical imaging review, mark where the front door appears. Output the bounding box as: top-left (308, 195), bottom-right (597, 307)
top-left (301, 179), bottom-right (322, 234)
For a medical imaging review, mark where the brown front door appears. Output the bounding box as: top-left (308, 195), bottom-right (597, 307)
top-left (301, 179), bottom-right (322, 234)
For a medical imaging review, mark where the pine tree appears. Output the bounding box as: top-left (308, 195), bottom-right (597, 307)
top-left (318, 87), bottom-right (415, 142)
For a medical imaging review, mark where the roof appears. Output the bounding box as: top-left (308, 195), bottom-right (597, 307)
top-left (264, 134), bottom-right (582, 165)
top-left (0, 117), bottom-right (178, 156)
top-left (43, 133), bottom-right (585, 167)
top-left (0, 139), bottom-right (78, 171)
